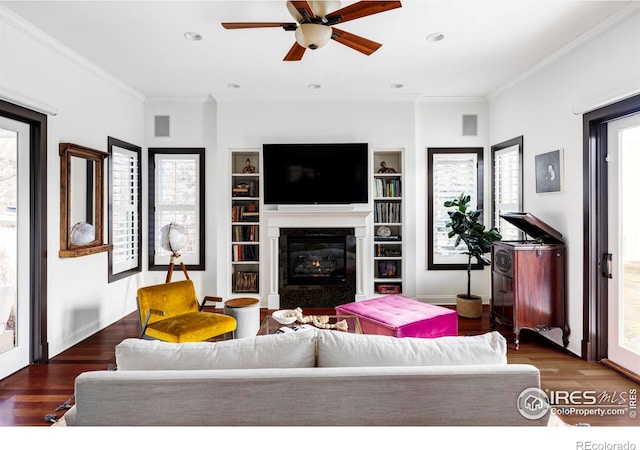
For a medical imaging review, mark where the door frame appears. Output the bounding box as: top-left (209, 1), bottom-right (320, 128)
top-left (0, 99), bottom-right (48, 363)
top-left (582, 93), bottom-right (640, 362)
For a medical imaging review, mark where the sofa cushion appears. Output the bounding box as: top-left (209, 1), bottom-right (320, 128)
top-left (316, 330), bottom-right (507, 367)
top-left (115, 331), bottom-right (317, 370)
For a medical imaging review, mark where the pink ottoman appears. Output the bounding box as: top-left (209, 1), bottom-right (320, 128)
top-left (335, 295), bottom-right (458, 338)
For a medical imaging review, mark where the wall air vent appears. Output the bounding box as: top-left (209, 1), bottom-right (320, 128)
top-left (154, 115), bottom-right (170, 137)
top-left (462, 114), bottom-right (478, 136)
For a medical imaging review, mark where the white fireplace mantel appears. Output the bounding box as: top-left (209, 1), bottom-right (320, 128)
top-left (263, 207), bottom-right (372, 309)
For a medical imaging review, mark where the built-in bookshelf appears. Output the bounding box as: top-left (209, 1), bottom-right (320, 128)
top-left (231, 150), bottom-right (260, 294)
top-left (372, 149), bottom-right (403, 295)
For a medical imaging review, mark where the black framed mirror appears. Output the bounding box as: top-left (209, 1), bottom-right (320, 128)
top-left (59, 142), bottom-right (112, 257)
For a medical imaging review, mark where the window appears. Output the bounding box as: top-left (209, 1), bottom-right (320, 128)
top-left (108, 137), bottom-right (142, 282)
top-left (148, 148), bottom-right (205, 271)
top-left (491, 136), bottom-right (523, 241)
top-left (428, 147), bottom-right (484, 270)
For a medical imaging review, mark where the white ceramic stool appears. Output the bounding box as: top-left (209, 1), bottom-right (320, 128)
top-left (224, 297), bottom-right (260, 338)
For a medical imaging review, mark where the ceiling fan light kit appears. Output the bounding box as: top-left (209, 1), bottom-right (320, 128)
top-left (295, 23), bottom-right (333, 49)
top-left (221, 0), bottom-right (402, 61)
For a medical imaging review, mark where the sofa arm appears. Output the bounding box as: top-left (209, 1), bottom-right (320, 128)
top-left (62, 405), bottom-right (78, 426)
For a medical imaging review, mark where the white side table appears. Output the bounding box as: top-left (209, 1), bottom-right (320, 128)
top-left (223, 297), bottom-right (260, 338)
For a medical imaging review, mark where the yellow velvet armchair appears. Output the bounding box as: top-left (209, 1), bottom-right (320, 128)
top-left (136, 280), bottom-right (237, 343)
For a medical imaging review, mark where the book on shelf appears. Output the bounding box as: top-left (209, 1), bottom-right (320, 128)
top-left (232, 204), bottom-right (260, 222)
top-left (375, 244), bottom-right (401, 257)
top-left (232, 244), bottom-right (259, 262)
top-left (374, 201), bottom-right (401, 223)
top-left (374, 178), bottom-right (401, 198)
top-left (233, 225), bottom-right (258, 242)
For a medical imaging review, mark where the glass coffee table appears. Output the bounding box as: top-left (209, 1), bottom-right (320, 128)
top-left (258, 315), bottom-right (362, 335)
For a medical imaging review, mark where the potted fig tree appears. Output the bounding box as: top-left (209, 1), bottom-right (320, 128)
top-left (444, 193), bottom-right (502, 318)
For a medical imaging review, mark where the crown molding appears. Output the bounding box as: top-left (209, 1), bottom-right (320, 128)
top-left (0, 5), bottom-right (144, 102)
top-left (210, 91), bottom-right (420, 103)
top-left (488, 2), bottom-right (640, 101)
top-left (145, 96), bottom-right (215, 104)
top-left (0, 86), bottom-right (58, 116)
top-left (415, 96), bottom-right (488, 104)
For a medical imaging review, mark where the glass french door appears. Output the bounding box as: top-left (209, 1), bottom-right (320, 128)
top-left (0, 116), bottom-right (30, 380)
top-left (607, 112), bottom-right (640, 376)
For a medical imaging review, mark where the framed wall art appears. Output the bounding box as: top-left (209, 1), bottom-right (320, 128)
top-left (535, 149), bottom-right (563, 193)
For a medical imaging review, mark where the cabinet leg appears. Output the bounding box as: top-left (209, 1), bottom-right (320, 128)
top-left (514, 332), bottom-right (520, 350)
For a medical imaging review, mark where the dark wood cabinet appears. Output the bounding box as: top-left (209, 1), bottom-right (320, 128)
top-left (490, 213), bottom-right (569, 349)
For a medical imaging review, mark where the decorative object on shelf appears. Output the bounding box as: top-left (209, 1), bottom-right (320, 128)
top-left (377, 284), bottom-right (401, 295)
top-left (242, 158), bottom-right (256, 173)
top-left (234, 271), bottom-right (258, 292)
top-left (378, 261), bottom-right (397, 278)
top-left (377, 161), bottom-right (397, 173)
top-left (160, 222), bottom-right (190, 283)
top-left (376, 225), bottom-right (391, 237)
top-left (444, 192), bottom-right (502, 318)
top-left (70, 222), bottom-right (95, 246)
top-left (232, 182), bottom-right (250, 197)
top-left (535, 149), bottom-right (562, 193)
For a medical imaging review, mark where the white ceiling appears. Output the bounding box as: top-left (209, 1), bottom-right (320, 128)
top-left (1, 0), bottom-right (638, 100)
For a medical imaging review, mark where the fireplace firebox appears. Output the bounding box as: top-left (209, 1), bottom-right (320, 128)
top-left (287, 236), bottom-right (346, 285)
top-left (279, 228), bottom-right (356, 309)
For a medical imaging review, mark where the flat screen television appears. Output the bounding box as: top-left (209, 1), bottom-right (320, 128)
top-left (263, 143), bottom-right (368, 205)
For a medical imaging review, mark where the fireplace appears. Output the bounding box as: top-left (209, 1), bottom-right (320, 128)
top-left (279, 228), bottom-right (356, 309)
top-left (287, 236), bottom-right (347, 286)
top-left (263, 208), bottom-right (370, 309)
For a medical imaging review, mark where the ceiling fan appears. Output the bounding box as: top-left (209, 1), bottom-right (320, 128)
top-left (221, 1), bottom-right (402, 61)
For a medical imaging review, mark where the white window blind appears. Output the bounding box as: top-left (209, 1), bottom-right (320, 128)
top-left (154, 153), bottom-right (200, 265)
top-left (432, 152), bottom-right (478, 264)
top-left (493, 145), bottom-right (521, 241)
top-left (111, 147), bottom-right (139, 274)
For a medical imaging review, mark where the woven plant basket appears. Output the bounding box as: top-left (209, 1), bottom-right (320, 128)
top-left (456, 294), bottom-right (482, 318)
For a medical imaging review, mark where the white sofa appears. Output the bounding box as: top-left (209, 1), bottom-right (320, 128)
top-left (63, 330), bottom-right (549, 426)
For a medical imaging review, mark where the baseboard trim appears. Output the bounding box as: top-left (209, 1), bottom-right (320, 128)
top-left (601, 358), bottom-right (640, 384)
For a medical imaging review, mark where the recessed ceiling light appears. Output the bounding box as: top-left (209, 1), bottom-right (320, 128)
top-left (227, 83), bottom-right (240, 89)
top-left (426, 32), bottom-right (444, 42)
top-left (184, 31), bottom-right (202, 41)
top-left (390, 83), bottom-right (404, 89)
top-left (308, 84), bottom-right (321, 89)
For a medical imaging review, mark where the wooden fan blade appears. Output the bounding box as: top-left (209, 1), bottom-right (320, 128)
top-left (331, 27), bottom-right (382, 56)
top-left (325, 1), bottom-right (402, 24)
top-left (289, 1), bottom-right (316, 20)
top-left (284, 42), bottom-right (306, 61)
top-left (221, 22), bottom-right (297, 29)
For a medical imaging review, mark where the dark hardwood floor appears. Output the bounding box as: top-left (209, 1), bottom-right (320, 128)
top-left (0, 306), bottom-right (638, 427)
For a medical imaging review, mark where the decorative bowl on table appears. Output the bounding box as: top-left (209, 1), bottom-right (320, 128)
top-left (272, 309), bottom-right (297, 325)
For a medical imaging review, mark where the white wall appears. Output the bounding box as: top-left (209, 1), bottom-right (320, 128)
top-left (143, 97), bottom-right (218, 299)
top-left (414, 99), bottom-right (491, 303)
top-left (488, 10), bottom-right (640, 355)
top-left (1, 8), bottom-right (145, 357)
top-left (215, 97), bottom-right (417, 301)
